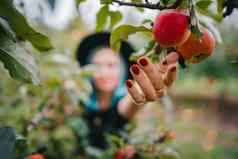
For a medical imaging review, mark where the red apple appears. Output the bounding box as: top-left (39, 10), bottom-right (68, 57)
top-left (178, 28), bottom-right (215, 63)
top-left (153, 10), bottom-right (191, 48)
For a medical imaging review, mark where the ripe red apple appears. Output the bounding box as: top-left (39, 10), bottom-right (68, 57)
top-left (115, 150), bottom-right (124, 159)
top-left (114, 146), bottom-right (136, 159)
top-left (27, 154), bottom-right (45, 159)
top-left (178, 28), bottom-right (215, 63)
top-left (153, 10), bottom-right (191, 48)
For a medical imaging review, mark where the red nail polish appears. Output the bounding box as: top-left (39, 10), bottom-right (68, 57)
top-left (126, 80), bottom-right (133, 88)
top-left (139, 58), bottom-right (148, 66)
top-left (162, 60), bottom-right (168, 65)
top-left (131, 65), bottom-right (140, 75)
top-left (170, 66), bottom-right (176, 72)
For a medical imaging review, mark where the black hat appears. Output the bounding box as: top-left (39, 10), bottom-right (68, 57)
top-left (76, 32), bottom-right (135, 79)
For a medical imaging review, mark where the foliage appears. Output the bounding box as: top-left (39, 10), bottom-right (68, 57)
top-left (0, 0), bottom-right (53, 158)
top-left (0, 0), bottom-right (238, 159)
top-left (74, 0), bottom-right (237, 67)
top-left (0, 0), bottom-right (53, 84)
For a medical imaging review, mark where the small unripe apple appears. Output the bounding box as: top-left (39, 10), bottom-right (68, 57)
top-left (153, 10), bottom-right (191, 48)
top-left (178, 28), bottom-right (215, 63)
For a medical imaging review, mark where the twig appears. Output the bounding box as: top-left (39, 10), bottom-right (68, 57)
top-left (113, 0), bottom-right (159, 9)
top-left (112, 0), bottom-right (183, 10)
top-left (169, 0), bottom-right (184, 9)
top-left (145, 0), bottom-right (149, 4)
top-left (223, 0), bottom-right (238, 17)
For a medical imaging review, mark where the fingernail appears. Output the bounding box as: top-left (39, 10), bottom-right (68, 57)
top-left (170, 66), bottom-right (176, 72)
top-left (126, 80), bottom-right (133, 88)
top-left (131, 64), bottom-right (140, 75)
top-left (162, 60), bottom-right (168, 65)
top-left (139, 58), bottom-right (148, 66)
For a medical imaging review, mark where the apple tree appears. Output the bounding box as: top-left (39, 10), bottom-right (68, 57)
top-left (77, 0), bottom-right (238, 68)
top-left (74, 0), bottom-right (238, 158)
top-left (0, 0), bottom-right (237, 158)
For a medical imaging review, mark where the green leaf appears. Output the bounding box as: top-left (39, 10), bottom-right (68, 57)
top-left (160, 148), bottom-right (180, 159)
top-left (0, 22), bottom-right (40, 85)
top-left (129, 53), bottom-right (141, 62)
top-left (96, 5), bottom-right (122, 31)
top-left (217, 0), bottom-right (224, 13)
top-left (75, 0), bottom-right (87, 5)
top-left (178, 0), bottom-right (189, 9)
top-left (37, 97), bottom-right (50, 112)
top-left (0, 0), bottom-right (53, 51)
top-left (0, 18), bottom-right (16, 40)
top-left (195, 0), bottom-right (223, 22)
top-left (131, 0), bottom-right (143, 3)
top-left (109, 11), bottom-right (122, 30)
top-left (129, 40), bottom-right (157, 62)
top-left (96, 5), bottom-right (110, 32)
top-left (142, 19), bottom-right (153, 25)
top-left (131, 0), bottom-right (144, 12)
top-left (196, 0), bottom-right (213, 10)
top-left (106, 134), bottom-right (124, 148)
top-left (100, 0), bottom-right (113, 4)
top-left (229, 59), bottom-right (238, 68)
top-left (0, 127), bottom-right (16, 159)
top-left (15, 133), bottom-right (27, 153)
top-left (148, 52), bottom-right (160, 63)
top-left (129, 48), bottom-right (145, 62)
top-left (67, 117), bottom-right (88, 137)
top-left (110, 25), bottom-right (152, 51)
top-left (145, 40), bottom-right (156, 53)
top-left (197, 8), bottom-right (223, 22)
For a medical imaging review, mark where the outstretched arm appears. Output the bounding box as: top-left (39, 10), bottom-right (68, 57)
top-left (118, 52), bottom-right (179, 119)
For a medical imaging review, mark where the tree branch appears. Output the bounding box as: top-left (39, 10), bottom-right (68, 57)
top-left (168, 0), bottom-right (183, 9)
top-left (223, 0), bottom-right (238, 17)
top-left (113, 0), bottom-right (159, 9)
top-left (112, 0), bottom-right (183, 10)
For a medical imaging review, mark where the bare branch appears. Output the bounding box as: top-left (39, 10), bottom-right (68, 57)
top-left (112, 0), bottom-right (183, 10)
top-left (145, 0), bottom-right (149, 4)
top-left (113, 0), bottom-right (159, 9)
top-left (168, 0), bottom-right (183, 9)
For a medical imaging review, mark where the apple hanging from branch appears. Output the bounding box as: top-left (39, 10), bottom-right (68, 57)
top-left (99, 0), bottom-right (230, 68)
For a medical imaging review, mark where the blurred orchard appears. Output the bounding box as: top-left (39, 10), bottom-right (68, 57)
top-left (0, 0), bottom-right (238, 159)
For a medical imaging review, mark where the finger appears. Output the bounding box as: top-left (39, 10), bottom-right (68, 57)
top-left (130, 64), bottom-right (157, 101)
top-left (163, 64), bottom-right (178, 87)
top-left (137, 56), bottom-right (164, 92)
top-left (156, 87), bottom-right (167, 98)
top-left (158, 52), bottom-right (179, 74)
top-left (125, 80), bottom-right (146, 105)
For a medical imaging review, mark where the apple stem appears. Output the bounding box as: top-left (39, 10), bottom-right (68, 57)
top-left (178, 54), bottom-right (187, 69)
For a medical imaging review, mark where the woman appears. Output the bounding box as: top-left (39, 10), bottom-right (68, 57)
top-left (76, 32), bottom-right (178, 150)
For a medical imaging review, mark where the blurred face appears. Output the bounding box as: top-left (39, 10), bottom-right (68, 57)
top-left (92, 48), bottom-right (121, 93)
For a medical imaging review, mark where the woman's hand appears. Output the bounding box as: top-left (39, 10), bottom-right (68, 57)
top-left (125, 52), bottom-right (179, 106)
top-left (118, 52), bottom-right (179, 119)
